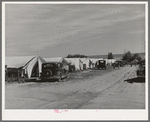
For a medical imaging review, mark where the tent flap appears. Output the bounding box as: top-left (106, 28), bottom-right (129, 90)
top-left (22, 56), bottom-right (46, 79)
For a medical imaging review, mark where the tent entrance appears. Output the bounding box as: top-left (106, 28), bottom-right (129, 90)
top-left (83, 64), bottom-right (86, 70)
top-left (31, 61), bottom-right (39, 77)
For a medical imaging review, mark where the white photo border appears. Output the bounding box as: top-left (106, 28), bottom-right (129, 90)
top-left (2, 1), bottom-right (148, 120)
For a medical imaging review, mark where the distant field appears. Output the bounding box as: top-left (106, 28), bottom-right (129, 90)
top-left (88, 53), bottom-right (145, 60)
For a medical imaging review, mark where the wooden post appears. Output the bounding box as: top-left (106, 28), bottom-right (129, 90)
top-left (18, 70), bottom-right (20, 83)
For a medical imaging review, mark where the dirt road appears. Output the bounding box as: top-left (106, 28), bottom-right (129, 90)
top-left (5, 65), bottom-right (145, 109)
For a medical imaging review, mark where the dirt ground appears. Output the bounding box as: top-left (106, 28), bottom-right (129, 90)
top-left (5, 65), bottom-right (145, 109)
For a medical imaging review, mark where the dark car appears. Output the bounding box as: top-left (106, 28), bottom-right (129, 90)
top-left (96, 60), bottom-right (106, 70)
top-left (40, 62), bottom-right (68, 81)
top-left (137, 60), bottom-right (145, 77)
top-left (116, 61), bottom-right (123, 67)
top-left (113, 60), bottom-right (123, 69)
top-left (113, 61), bottom-right (119, 69)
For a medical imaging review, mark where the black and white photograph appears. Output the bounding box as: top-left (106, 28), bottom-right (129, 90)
top-left (2, 1), bottom-right (148, 120)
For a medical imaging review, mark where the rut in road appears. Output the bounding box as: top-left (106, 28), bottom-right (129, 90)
top-left (77, 66), bottom-right (135, 93)
top-left (52, 66), bottom-right (132, 93)
top-left (39, 66), bottom-right (135, 109)
top-left (81, 66), bottom-right (145, 109)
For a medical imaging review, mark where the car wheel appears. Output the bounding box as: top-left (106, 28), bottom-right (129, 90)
top-left (45, 69), bottom-right (52, 77)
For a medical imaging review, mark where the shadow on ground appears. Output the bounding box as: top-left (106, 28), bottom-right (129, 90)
top-left (124, 77), bottom-right (145, 83)
top-left (25, 77), bottom-right (68, 83)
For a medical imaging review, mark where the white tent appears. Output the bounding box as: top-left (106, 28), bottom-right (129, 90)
top-left (90, 59), bottom-right (97, 68)
top-left (22, 56), bottom-right (46, 79)
top-left (90, 58), bottom-right (103, 68)
top-left (80, 58), bottom-right (91, 69)
top-left (75, 58), bottom-right (83, 70)
top-left (44, 57), bottom-right (69, 71)
top-left (6, 56), bottom-right (46, 79)
top-left (5, 56), bottom-right (36, 68)
top-left (44, 57), bottom-right (65, 62)
top-left (107, 59), bottom-right (116, 66)
top-left (65, 58), bottom-right (83, 71)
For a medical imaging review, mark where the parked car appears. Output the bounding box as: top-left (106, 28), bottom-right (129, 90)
top-left (96, 60), bottom-right (106, 70)
top-left (136, 60), bottom-right (145, 77)
top-left (113, 61), bottom-right (120, 69)
top-left (40, 62), bottom-right (68, 81)
top-left (116, 61), bottom-right (123, 67)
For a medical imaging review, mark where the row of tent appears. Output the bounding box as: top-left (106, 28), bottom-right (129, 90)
top-left (5, 56), bottom-right (117, 80)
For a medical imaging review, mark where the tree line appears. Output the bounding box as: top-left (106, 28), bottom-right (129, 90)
top-left (66, 51), bottom-right (143, 62)
top-left (66, 54), bottom-right (87, 58)
top-left (122, 51), bottom-right (142, 62)
top-left (108, 51), bottom-right (142, 62)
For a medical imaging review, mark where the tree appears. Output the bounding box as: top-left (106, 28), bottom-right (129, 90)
top-left (122, 51), bottom-right (131, 61)
top-left (66, 54), bottom-right (87, 58)
top-left (137, 56), bottom-right (142, 61)
top-left (107, 52), bottom-right (114, 59)
top-left (130, 53), bottom-right (142, 62)
top-left (122, 51), bottom-right (142, 62)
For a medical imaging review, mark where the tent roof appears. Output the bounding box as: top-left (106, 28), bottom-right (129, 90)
top-left (65, 58), bottom-right (82, 64)
top-left (44, 57), bottom-right (63, 62)
top-left (80, 58), bottom-right (86, 62)
top-left (90, 59), bottom-right (97, 63)
top-left (90, 58), bottom-right (103, 63)
top-left (38, 56), bottom-right (46, 63)
top-left (65, 58), bottom-right (75, 64)
top-left (81, 58), bottom-right (91, 64)
top-left (44, 57), bottom-right (68, 64)
top-left (80, 58), bottom-right (90, 62)
top-left (5, 56), bottom-right (36, 68)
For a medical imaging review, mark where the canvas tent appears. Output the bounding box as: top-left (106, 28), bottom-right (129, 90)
top-left (90, 58), bottom-right (103, 68)
top-left (80, 58), bottom-right (92, 69)
top-left (5, 56), bottom-right (36, 68)
top-left (5, 56), bottom-right (46, 79)
top-left (75, 58), bottom-right (83, 70)
top-left (90, 59), bottom-right (98, 68)
top-left (65, 58), bottom-right (83, 71)
top-left (22, 56), bottom-right (46, 79)
top-left (103, 59), bottom-right (108, 65)
top-left (107, 59), bottom-right (116, 66)
top-left (44, 57), bottom-right (69, 71)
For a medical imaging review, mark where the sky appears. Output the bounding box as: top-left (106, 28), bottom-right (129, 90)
top-left (5, 3), bottom-right (145, 58)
